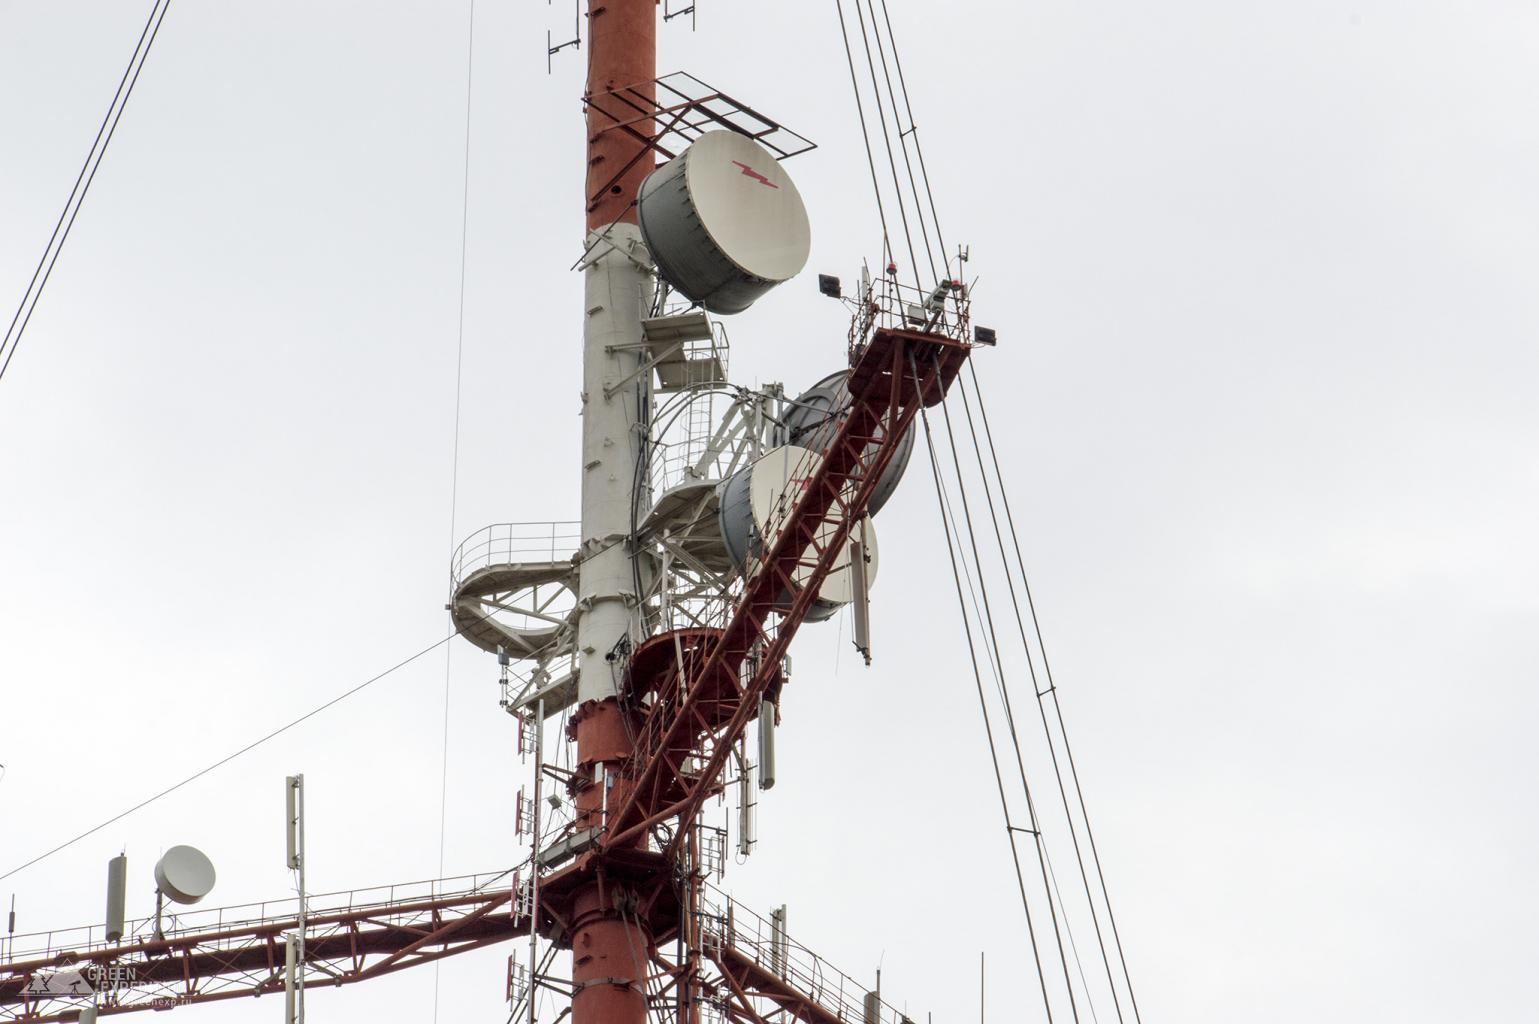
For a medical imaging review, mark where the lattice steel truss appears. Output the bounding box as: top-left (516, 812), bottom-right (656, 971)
top-left (0, 872), bottom-right (919, 1024)
top-left (608, 327), bottom-right (968, 858)
top-left (0, 872), bottom-right (525, 1023)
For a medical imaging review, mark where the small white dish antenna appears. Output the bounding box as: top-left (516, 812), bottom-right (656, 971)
top-left (154, 845), bottom-right (217, 905)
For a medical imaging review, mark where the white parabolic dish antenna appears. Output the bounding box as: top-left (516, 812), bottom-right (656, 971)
top-left (637, 130), bottom-right (812, 314)
top-left (154, 845), bottom-right (217, 905)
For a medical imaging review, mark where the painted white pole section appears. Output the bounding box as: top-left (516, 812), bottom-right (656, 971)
top-left (284, 933), bottom-right (298, 1024)
top-left (577, 224), bottom-right (652, 703)
top-left (285, 774), bottom-right (306, 1024)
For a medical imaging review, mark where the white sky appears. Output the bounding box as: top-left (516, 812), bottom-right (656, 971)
top-left (2, 1), bottom-right (1537, 1022)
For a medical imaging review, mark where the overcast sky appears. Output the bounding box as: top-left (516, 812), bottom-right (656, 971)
top-left (2, 2), bottom-right (1537, 1022)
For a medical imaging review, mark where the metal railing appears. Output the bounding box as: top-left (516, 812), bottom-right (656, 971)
top-left (450, 522), bottom-right (580, 589)
top-left (3, 870), bottom-right (925, 1023)
top-left (650, 387), bottom-right (723, 499)
top-left (849, 270), bottom-right (973, 357)
top-left (702, 883), bottom-right (919, 1024)
top-left (1, 869), bottom-right (518, 968)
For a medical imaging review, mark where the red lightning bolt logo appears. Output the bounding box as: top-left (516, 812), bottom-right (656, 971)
top-left (732, 160), bottom-right (780, 190)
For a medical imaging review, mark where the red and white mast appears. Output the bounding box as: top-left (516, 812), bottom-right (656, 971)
top-left (570, 4), bottom-right (657, 1022)
top-left (0, 6), bottom-right (990, 1022)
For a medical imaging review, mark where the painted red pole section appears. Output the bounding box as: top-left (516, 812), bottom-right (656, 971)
top-left (585, 0), bottom-right (658, 230)
top-left (569, 698), bottom-right (649, 1023)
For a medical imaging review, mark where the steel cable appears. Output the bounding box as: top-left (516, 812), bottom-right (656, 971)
top-left (434, 3), bottom-right (478, 1020)
top-left (950, 377), bottom-right (1127, 1024)
top-left (860, 0), bottom-right (940, 285)
top-left (912, 355), bottom-right (1058, 1024)
top-left (851, 0), bottom-right (925, 293)
top-left (834, 0), bottom-right (896, 269)
top-left (928, 413), bottom-right (1102, 1022)
top-left (0, 624), bottom-right (472, 884)
top-left (963, 361), bottom-right (1145, 1021)
top-left (876, 0), bottom-right (950, 271)
top-left (835, 4), bottom-right (1137, 1019)
top-left (931, 357), bottom-right (1082, 1024)
top-left (0, 596), bottom-right (575, 889)
top-left (0, 0), bottom-right (173, 385)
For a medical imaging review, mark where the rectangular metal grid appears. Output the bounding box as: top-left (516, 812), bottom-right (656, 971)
top-left (583, 71), bottom-right (816, 213)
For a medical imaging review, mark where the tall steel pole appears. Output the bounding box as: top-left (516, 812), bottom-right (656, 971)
top-left (570, 3), bottom-right (656, 1024)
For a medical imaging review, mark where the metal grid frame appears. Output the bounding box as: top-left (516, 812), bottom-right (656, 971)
top-left (608, 328), bottom-right (970, 864)
top-left (0, 871), bottom-right (524, 1023)
top-left (2, 871), bottom-right (925, 1024)
top-left (582, 72), bottom-right (816, 216)
top-left (849, 270), bottom-right (974, 357)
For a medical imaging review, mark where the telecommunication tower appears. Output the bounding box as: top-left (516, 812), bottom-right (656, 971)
top-left (459, 4), bottom-right (975, 1015)
top-left (1, 4), bottom-right (1029, 1023)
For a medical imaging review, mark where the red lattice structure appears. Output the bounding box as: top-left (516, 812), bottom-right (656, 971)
top-left (0, 872), bottom-right (925, 1024)
top-left (614, 326), bottom-right (967, 853)
top-left (525, 325), bottom-right (969, 1022)
top-left (0, 872), bottom-right (523, 1022)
